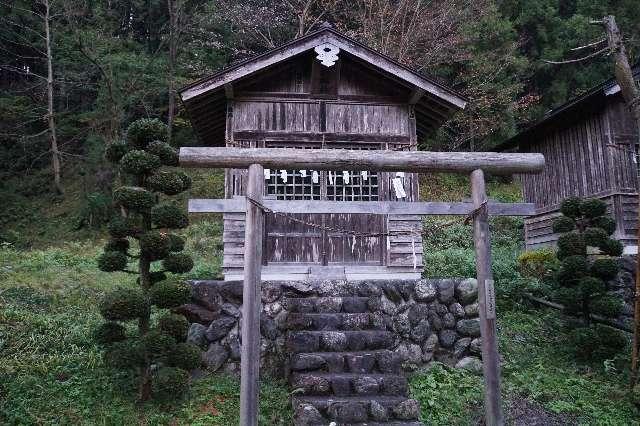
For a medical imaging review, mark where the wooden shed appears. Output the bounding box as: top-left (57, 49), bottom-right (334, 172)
top-left (497, 65), bottom-right (639, 252)
top-left (179, 25), bottom-right (466, 280)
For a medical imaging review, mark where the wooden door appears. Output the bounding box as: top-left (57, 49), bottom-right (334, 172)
top-left (262, 143), bottom-right (385, 265)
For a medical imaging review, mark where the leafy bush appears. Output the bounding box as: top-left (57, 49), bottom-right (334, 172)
top-left (518, 248), bottom-right (557, 280)
top-left (99, 288), bottom-right (148, 321)
top-left (152, 367), bottom-right (190, 401)
top-left (550, 196), bottom-right (624, 360)
top-left (95, 117), bottom-right (196, 401)
top-left (104, 141), bottom-right (129, 162)
top-left (167, 343), bottom-right (202, 370)
top-left (570, 325), bottom-right (627, 361)
top-left (552, 216), bottom-right (575, 233)
top-left (93, 322), bottom-right (127, 345)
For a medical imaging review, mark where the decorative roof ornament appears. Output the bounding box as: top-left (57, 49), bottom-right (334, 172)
top-left (314, 43), bottom-right (340, 67)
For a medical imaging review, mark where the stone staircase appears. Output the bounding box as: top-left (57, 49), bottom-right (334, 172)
top-left (286, 294), bottom-right (424, 425)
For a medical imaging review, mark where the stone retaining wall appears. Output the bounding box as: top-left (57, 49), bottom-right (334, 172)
top-left (177, 278), bottom-right (482, 376)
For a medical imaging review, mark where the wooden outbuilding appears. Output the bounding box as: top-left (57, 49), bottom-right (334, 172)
top-left (179, 24), bottom-right (467, 280)
top-left (497, 65), bottom-right (639, 252)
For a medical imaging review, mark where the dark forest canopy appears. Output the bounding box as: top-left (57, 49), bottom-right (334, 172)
top-left (0, 0), bottom-right (638, 194)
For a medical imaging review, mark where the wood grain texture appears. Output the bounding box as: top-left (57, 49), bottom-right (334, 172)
top-left (189, 198), bottom-right (536, 216)
top-left (239, 164), bottom-right (264, 426)
top-left (180, 147), bottom-right (544, 174)
top-left (471, 169), bottom-right (503, 426)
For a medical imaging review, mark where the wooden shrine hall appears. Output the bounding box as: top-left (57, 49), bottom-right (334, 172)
top-left (179, 24), bottom-right (468, 280)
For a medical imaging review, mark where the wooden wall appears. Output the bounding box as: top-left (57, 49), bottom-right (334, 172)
top-left (520, 94), bottom-right (639, 250)
top-left (221, 53), bottom-right (423, 277)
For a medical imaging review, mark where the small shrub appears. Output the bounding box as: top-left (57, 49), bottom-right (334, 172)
top-left (552, 216), bottom-right (575, 233)
top-left (146, 141), bottom-right (178, 166)
top-left (152, 203), bottom-right (189, 229)
top-left (571, 325), bottom-right (627, 361)
top-left (158, 313), bottom-right (189, 341)
top-left (107, 217), bottom-right (140, 239)
top-left (149, 271), bottom-right (167, 285)
top-left (104, 238), bottom-right (130, 253)
top-left (518, 248), bottom-right (557, 280)
top-left (113, 187), bottom-right (155, 211)
top-left (556, 255), bottom-right (588, 283)
top-left (139, 231), bottom-right (171, 260)
top-left (94, 322), bottom-right (127, 345)
top-left (141, 330), bottom-right (175, 356)
top-left (601, 239), bottom-right (623, 257)
top-left (147, 171), bottom-right (188, 195)
top-left (591, 216), bottom-right (616, 235)
top-left (167, 343), bottom-right (202, 370)
top-left (584, 227), bottom-right (608, 248)
top-left (152, 367), bottom-right (190, 400)
top-left (97, 251), bottom-right (127, 272)
top-left (168, 234), bottom-right (185, 252)
top-left (126, 118), bottom-right (168, 149)
top-left (104, 339), bottom-right (146, 369)
top-left (119, 150), bottom-right (161, 175)
top-left (150, 280), bottom-right (191, 308)
top-left (162, 253), bottom-right (194, 274)
top-left (580, 198), bottom-right (607, 218)
top-left (560, 197), bottom-right (582, 219)
top-left (590, 258), bottom-right (619, 281)
top-left (578, 276), bottom-right (605, 298)
top-left (557, 232), bottom-right (586, 259)
top-left (99, 288), bottom-right (148, 321)
top-left (590, 296), bottom-right (623, 318)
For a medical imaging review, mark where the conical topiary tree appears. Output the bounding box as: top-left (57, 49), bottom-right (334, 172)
top-left (551, 196), bottom-right (626, 360)
top-left (96, 118), bottom-right (199, 401)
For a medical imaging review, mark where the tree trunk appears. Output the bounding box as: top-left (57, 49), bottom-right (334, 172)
top-left (44, 0), bottom-right (63, 195)
top-left (602, 15), bottom-right (640, 387)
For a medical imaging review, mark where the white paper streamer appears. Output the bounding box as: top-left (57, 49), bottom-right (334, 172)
top-left (300, 169), bottom-right (307, 177)
top-left (351, 235), bottom-right (356, 252)
top-left (361, 171), bottom-right (368, 180)
top-left (396, 171), bottom-right (405, 178)
top-left (328, 171), bottom-right (334, 185)
top-left (264, 168), bottom-right (271, 180)
top-left (312, 171), bottom-right (319, 183)
top-left (392, 177), bottom-right (406, 198)
top-left (411, 237), bottom-right (417, 270)
top-left (387, 236), bottom-right (391, 250)
top-left (343, 171), bottom-right (350, 184)
top-left (280, 170), bottom-right (287, 183)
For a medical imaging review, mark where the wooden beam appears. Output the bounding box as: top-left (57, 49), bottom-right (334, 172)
top-left (409, 88), bottom-right (425, 104)
top-left (233, 130), bottom-right (411, 144)
top-left (188, 198), bottom-right (536, 216)
top-left (179, 147), bottom-right (545, 175)
top-left (224, 83), bottom-right (234, 99)
top-left (471, 169), bottom-right (503, 426)
top-left (239, 164), bottom-right (264, 426)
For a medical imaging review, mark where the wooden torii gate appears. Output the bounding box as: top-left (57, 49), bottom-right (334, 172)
top-left (179, 147), bottom-right (545, 426)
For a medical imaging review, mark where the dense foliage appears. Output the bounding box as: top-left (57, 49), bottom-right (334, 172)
top-left (95, 118), bottom-right (197, 401)
top-left (550, 197), bottom-right (626, 360)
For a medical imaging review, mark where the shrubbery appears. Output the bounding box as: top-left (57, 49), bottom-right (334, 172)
top-left (94, 118), bottom-right (196, 401)
top-left (550, 197), bottom-right (625, 360)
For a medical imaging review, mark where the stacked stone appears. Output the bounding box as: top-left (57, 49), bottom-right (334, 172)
top-left (180, 279), bottom-right (482, 375)
top-left (611, 256), bottom-right (637, 329)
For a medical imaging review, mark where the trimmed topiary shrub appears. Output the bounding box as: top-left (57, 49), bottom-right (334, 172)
top-left (96, 117), bottom-right (197, 401)
top-left (167, 343), bottom-right (202, 370)
top-left (152, 203), bottom-right (189, 229)
top-left (113, 186), bottom-right (155, 211)
top-left (94, 322), bottom-right (127, 345)
top-left (152, 366), bottom-right (190, 401)
top-left (162, 253), bottom-right (194, 274)
top-left (99, 288), bottom-right (148, 321)
top-left (150, 280), bottom-right (191, 308)
top-left (126, 118), bottom-right (168, 149)
top-left (550, 196), bottom-right (625, 361)
top-left (98, 250), bottom-right (128, 272)
top-left (146, 141), bottom-right (178, 166)
top-left (158, 313), bottom-right (189, 341)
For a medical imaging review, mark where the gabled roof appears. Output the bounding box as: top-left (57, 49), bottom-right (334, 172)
top-left (179, 25), bottom-right (467, 146)
top-left (496, 63), bottom-right (639, 152)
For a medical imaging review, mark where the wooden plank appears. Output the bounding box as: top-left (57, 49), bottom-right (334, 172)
top-left (189, 197), bottom-right (536, 216)
top-left (239, 164), bottom-right (264, 426)
top-left (470, 169), bottom-right (503, 426)
top-left (181, 147), bottom-right (544, 174)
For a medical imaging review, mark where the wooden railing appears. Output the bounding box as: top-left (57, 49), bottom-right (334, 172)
top-left (179, 147), bottom-right (544, 426)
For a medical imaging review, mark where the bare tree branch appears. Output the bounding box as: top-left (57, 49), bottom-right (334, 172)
top-left (542, 46), bottom-right (610, 64)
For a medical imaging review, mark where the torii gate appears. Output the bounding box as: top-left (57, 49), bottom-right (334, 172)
top-left (179, 147), bottom-right (545, 426)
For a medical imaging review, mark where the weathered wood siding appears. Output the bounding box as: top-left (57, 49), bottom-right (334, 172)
top-left (520, 95), bottom-right (638, 250)
top-left (221, 54), bottom-right (422, 276)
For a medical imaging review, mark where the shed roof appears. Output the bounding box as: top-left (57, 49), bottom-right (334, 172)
top-left (179, 25), bottom-right (467, 146)
top-left (496, 63), bottom-right (639, 152)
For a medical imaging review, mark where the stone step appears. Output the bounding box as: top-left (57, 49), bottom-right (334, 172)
top-left (284, 296), bottom-right (371, 313)
top-left (291, 372), bottom-right (408, 397)
top-left (287, 330), bottom-right (395, 353)
top-left (290, 350), bottom-right (402, 374)
top-left (286, 312), bottom-right (388, 331)
top-left (292, 396), bottom-right (421, 423)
